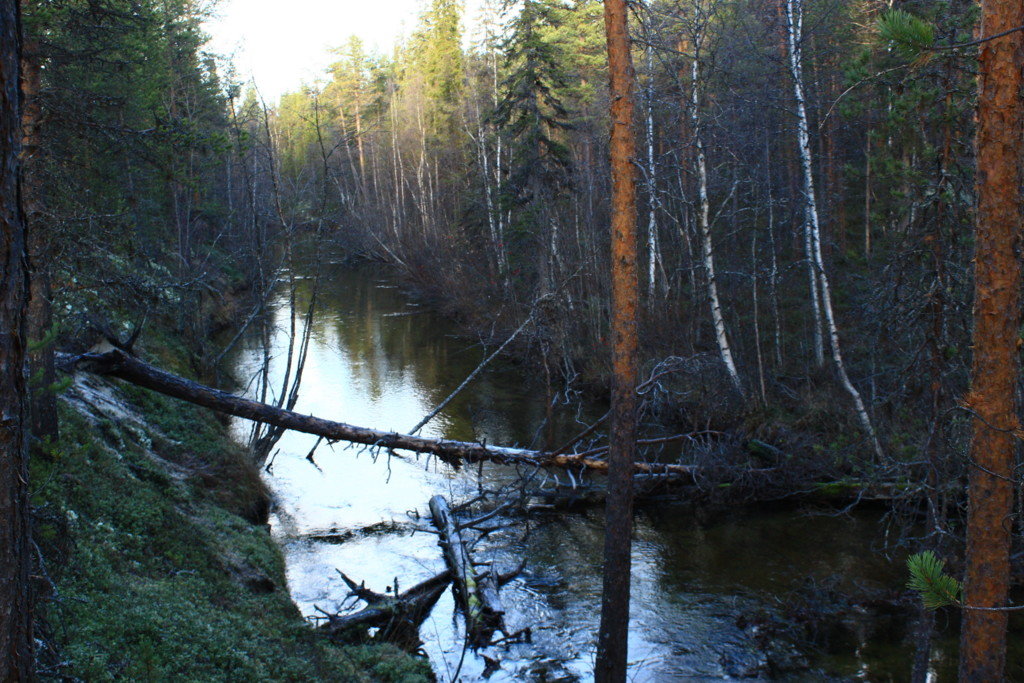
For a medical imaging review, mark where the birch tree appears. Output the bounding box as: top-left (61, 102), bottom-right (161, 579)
top-left (688, 1), bottom-right (742, 394)
top-left (783, 0), bottom-right (881, 458)
top-left (643, 48), bottom-right (665, 299)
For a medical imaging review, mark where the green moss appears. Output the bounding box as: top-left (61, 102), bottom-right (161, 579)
top-left (35, 383), bottom-right (431, 682)
top-left (114, 383), bottom-right (270, 522)
top-left (814, 479), bottom-right (861, 497)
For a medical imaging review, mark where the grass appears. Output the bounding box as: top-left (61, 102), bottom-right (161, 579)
top-left (32, 378), bottom-right (431, 682)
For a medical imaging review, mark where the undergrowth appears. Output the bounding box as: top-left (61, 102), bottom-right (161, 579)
top-left (31, 370), bottom-right (430, 681)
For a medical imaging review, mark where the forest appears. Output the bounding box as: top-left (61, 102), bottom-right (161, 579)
top-left (1, 0), bottom-right (1023, 678)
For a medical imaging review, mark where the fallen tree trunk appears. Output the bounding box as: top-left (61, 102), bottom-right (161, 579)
top-left (60, 348), bottom-right (700, 478)
top-left (428, 495), bottom-right (506, 646)
top-left (323, 570), bottom-right (452, 644)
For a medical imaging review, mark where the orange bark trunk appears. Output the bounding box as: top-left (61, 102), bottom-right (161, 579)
top-left (595, 0), bottom-right (639, 679)
top-left (960, 0), bottom-right (1024, 678)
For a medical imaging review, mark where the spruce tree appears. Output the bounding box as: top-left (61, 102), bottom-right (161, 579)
top-left (492, 0), bottom-right (573, 288)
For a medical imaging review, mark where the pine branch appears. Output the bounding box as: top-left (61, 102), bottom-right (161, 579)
top-left (876, 9), bottom-right (936, 62)
top-left (906, 551), bottom-right (962, 610)
top-left (877, 9), bottom-right (1024, 61)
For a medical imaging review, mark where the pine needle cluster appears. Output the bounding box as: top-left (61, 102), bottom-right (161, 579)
top-left (876, 9), bottom-right (936, 59)
top-left (906, 551), bottom-right (962, 610)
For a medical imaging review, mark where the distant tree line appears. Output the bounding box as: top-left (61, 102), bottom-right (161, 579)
top-left (270, 0), bottom-right (976, 473)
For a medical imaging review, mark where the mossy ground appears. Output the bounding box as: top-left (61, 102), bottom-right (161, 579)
top-left (32, 369), bottom-right (432, 681)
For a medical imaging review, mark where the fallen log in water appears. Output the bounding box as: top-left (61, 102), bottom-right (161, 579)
top-left (428, 495), bottom-right (506, 646)
top-left (59, 348), bottom-right (700, 478)
top-left (322, 570), bottom-right (452, 644)
top-left (60, 348), bottom-right (916, 508)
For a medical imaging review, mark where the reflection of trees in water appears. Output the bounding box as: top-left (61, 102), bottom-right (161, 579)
top-left (235, 260), bottom-right (923, 680)
top-left (639, 506), bottom-right (895, 601)
top-left (234, 261), bottom-right (607, 458)
top-left (281, 263), bottom-right (601, 446)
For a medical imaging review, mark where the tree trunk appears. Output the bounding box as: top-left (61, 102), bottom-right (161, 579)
top-left (0, 0), bottom-right (33, 674)
top-left (752, 227), bottom-right (767, 403)
top-left (784, 0), bottom-right (882, 459)
top-left (595, 0), bottom-right (639, 678)
top-left (959, 0), bottom-right (1024, 677)
top-left (62, 348), bottom-right (702, 479)
top-left (644, 49), bottom-right (664, 300)
top-left (863, 129), bottom-right (871, 259)
top-left (764, 138), bottom-right (783, 368)
top-left (428, 495), bottom-right (505, 646)
top-left (20, 35), bottom-right (57, 445)
top-left (325, 570), bottom-right (452, 644)
top-left (690, 30), bottom-right (742, 395)
top-left (780, 0), bottom-right (824, 368)
top-left (354, 91), bottom-right (366, 182)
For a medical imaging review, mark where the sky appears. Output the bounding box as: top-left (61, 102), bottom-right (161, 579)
top-left (204, 0), bottom-right (481, 102)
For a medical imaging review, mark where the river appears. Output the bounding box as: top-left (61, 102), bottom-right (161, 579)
top-left (230, 257), bottom-right (955, 681)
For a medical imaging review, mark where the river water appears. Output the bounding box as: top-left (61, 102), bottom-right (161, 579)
top-left (230, 259), bottom-right (955, 681)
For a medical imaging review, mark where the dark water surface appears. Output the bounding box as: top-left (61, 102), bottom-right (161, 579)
top-left (231, 260), bottom-right (954, 681)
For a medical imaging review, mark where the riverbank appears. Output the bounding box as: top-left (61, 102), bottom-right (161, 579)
top-left (32, 255), bottom-right (432, 680)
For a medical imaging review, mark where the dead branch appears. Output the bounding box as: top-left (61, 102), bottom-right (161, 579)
top-left (322, 569), bottom-right (452, 643)
top-left (428, 495), bottom-right (506, 647)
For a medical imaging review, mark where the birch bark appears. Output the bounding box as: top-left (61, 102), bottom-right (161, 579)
top-left (784, 0), bottom-right (882, 458)
top-left (690, 25), bottom-right (742, 394)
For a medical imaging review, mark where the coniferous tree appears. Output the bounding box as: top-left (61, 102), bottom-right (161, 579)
top-left (493, 0), bottom-right (573, 290)
top-left (960, 0), bottom-right (1024, 676)
top-left (1, 0), bottom-right (32, 674)
top-left (595, 0), bottom-right (639, 677)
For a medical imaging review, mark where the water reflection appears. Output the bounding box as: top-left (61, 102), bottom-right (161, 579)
top-left (231, 260), bottom-right (951, 681)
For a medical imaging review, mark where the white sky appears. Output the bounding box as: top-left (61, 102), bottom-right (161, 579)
top-left (204, 0), bottom-right (483, 102)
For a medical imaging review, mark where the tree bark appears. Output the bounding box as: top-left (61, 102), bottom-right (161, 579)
top-left (690, 20), bottom-right (742, 395)
top-left (959, 0), bottom-right (1024, 677)
top-left (783, 0), bottom-right (882, 459)
top-left (62, 348), bottom-right (700, 479)
top-left (428, 495), bottom-right (505, 646)
top-left (0, 0), bottom-right (33, 675)
top-left (644, 49), bottom-right (664, 300)
top-left (596, 0), bottom-right (639, 678)
top-left (325, 570), bottom-right (452, 643)
top-left (20, 34), bottom-right (57, 445)
top-left (783, 0), bottom-right (824, 368)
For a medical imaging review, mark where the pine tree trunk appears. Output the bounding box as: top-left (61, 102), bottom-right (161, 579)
top-left (595, 0), bottom-right (639, 677)
top-left (959, 0), bottom-right (1024, 677)
top-left (0, 0), bottom-right (33, 674)
top-left (20, 36), bottom-right (57, 444)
